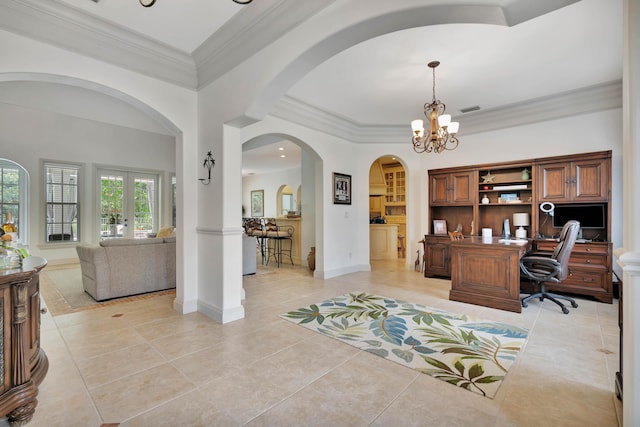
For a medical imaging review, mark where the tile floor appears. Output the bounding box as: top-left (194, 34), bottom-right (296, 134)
top-left (4, 260), bottom-right (622, 426)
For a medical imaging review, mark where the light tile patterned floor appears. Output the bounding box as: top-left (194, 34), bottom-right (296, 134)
top-left (3, 260), bottom-right (622, 426)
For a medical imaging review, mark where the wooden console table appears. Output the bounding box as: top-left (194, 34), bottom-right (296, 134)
top-left (449, 237), bottom-right (530, 313)
top-left (0, 256), bottom-right (49, 426)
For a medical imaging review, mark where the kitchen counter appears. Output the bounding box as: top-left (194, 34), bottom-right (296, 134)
top-left (370, 224), bottom-right (398, 260)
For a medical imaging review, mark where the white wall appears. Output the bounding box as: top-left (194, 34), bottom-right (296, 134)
top-left (0, 102), bottom-right (175, 262)
top-left (242, 168), bottom-right (301, 218)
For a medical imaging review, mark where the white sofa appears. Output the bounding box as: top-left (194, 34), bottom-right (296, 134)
top-left (76, 236), bottom-right (176, 301)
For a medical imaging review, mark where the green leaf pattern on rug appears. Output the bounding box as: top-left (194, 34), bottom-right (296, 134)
top-left (281, 292), bottom-right (528, 398)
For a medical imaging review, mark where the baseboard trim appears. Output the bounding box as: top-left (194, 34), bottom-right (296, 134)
top-left (315, 264), bottom-right (370, 280)
top-left (197, 299), bottom-right (245, 324)
top-left (173, 297), bottom-right (198, 314)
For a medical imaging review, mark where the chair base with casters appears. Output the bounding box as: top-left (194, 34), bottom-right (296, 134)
top-left (521, 282), bottom-right (578, 314)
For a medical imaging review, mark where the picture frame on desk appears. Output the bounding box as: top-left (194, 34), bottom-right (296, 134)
top-left (433, 220), bottom-right (447, 235)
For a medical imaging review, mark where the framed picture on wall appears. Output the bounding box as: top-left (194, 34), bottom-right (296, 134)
top-left (250, 190), bottom-right (264, 217)
top-left (333, 173), bottom-right (352, 205)
top-left (433, 219), bottom-right (447, 235)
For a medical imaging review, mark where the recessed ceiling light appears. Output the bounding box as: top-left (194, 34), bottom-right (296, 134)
top-left (278, 147), bottom-right (284, 151)
top-left (280, 154), bottom-right (286, 158)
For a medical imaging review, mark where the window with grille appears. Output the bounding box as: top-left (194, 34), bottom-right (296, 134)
top-left (0, 162), bottom-right (21, 238)
top-left (45, 163), bottom-right (80, 243)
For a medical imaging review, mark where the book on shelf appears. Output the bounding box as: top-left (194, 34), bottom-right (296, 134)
top-left (492, 184), bottom-right (528, 190)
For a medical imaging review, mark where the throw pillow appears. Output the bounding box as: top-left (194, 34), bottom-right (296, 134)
top-left (156, 226), bottom-right (175, 238)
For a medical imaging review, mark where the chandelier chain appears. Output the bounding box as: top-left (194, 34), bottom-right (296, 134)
top-left (432, 65), bottom-right (437, 103)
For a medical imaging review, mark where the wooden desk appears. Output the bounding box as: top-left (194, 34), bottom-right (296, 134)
top-left (449, 237), bottom-right (530, 313)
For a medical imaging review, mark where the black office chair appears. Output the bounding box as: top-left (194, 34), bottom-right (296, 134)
top-left (520, 220), bottom-right (580, 314)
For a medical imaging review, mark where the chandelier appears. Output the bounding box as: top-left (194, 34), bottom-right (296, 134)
top-left (410, 61), bottom-right (460, 154)
top-left (139, 0), bottom-right (252, 6)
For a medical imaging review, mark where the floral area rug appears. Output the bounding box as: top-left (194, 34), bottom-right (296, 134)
top-left (281, 292), bottom-right (529, 398)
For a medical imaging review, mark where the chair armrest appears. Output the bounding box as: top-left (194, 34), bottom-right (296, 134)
top-left (520, 255), bottom-right (562, 282)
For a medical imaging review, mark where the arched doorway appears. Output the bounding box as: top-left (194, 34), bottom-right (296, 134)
top-left (0, 72), bottom-right (190, 311)
top-left (369, 156), bottom-right (407, 260)
top-left (242, 133), bottom-right (322, 274)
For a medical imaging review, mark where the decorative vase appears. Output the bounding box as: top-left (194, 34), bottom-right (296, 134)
top-left (307, 246), bottom-right (316, 271)
top-left (521, 168), bottom-right (530, 180)
top-left (0, 246), bottom-right (22, 271)
top-left (482, 195), bottom-right (489, 204)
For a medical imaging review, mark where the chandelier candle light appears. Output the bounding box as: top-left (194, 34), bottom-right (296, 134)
top-left (411, 61), bottom-right (460, 153)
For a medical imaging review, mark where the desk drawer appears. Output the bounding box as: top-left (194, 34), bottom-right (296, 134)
top-left (569, 253), bottom-right (608, 267)
top-left (536, 241), bottom-right (609, 255)
top-left (564, 266), bottom-right (607, 289)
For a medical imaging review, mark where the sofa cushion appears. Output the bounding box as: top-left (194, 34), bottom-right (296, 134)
top-left (156, 226), bottom-right (175, 238)
top-left (100, 238), bottom-right (163, 247)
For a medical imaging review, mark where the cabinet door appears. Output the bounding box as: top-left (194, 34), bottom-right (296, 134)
top-left (430, 174), bottom-right (450, 205)
top-left (572, 158), bottom-right (608, 201)
top-left (450, 171), bottom-right (475, 205)
top-left (538, 162), bottom-right (571, 202)
top-left (425, 241), bottom-right (450, 277)
top-left (539, 159), bottom-right (608, 202)
top-left (369, 196), bottom-right (382, 214)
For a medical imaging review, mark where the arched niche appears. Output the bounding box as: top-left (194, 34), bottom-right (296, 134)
top-left (277, 184), bottom-right (294, 217)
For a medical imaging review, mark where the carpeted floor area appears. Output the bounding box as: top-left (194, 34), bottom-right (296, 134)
top-left (282, 291), bottom-right (529, 398)
top-left (39, 265), bottom-right (175, 316)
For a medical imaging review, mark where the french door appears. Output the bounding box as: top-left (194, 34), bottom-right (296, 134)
top-left (98, 168), bottom-right (159, 239)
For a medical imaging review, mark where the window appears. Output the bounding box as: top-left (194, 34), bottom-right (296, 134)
top-left (0, 159), bottom-right (28, 244)
top-left (45, 163), bottom-right (80, 243)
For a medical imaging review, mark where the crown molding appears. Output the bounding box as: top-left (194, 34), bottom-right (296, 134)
top-left (457, 80), bottom-right (622, 135)
top-left (0, 0), bottom-right (336, 90)
top-left (1, 0), bottom-right (197, 88)
top-left (194, 0), bottom-right (336, 89)
top-left (271, 80), bottom-right (622, 143)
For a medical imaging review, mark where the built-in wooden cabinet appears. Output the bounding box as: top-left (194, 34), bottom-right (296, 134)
top-left (538, 156), bottom-right (608, 202)
top-left (424, 151), bottom-right (613, 304)
top-left (384, 166), bottom-right (406, 205)
top-left (429, 170), bottom-right (475, 206)
top-left (369, 196), bottom-right (383, 216)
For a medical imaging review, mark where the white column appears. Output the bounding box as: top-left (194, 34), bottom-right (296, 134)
top-left (621, 0), bottom-right (640, 425)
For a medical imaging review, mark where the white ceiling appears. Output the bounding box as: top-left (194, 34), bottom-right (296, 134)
top-left (0, 0), bottom-right (623, 175)
top-left (58, 0), bottom-right (245, 53)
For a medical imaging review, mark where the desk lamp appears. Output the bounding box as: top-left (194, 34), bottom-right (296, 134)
top-left (513, 213), bottom-right (530, 239)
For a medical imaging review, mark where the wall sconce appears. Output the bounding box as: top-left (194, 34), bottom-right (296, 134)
top-left (199, 151), bottom-right (216, 185)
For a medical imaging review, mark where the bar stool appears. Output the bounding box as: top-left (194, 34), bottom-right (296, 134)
top-left (266, 224), bottom-right (294, 267)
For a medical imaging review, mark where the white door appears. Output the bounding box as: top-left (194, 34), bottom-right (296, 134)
top-left (99, 169), bottom-right (159, 239)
